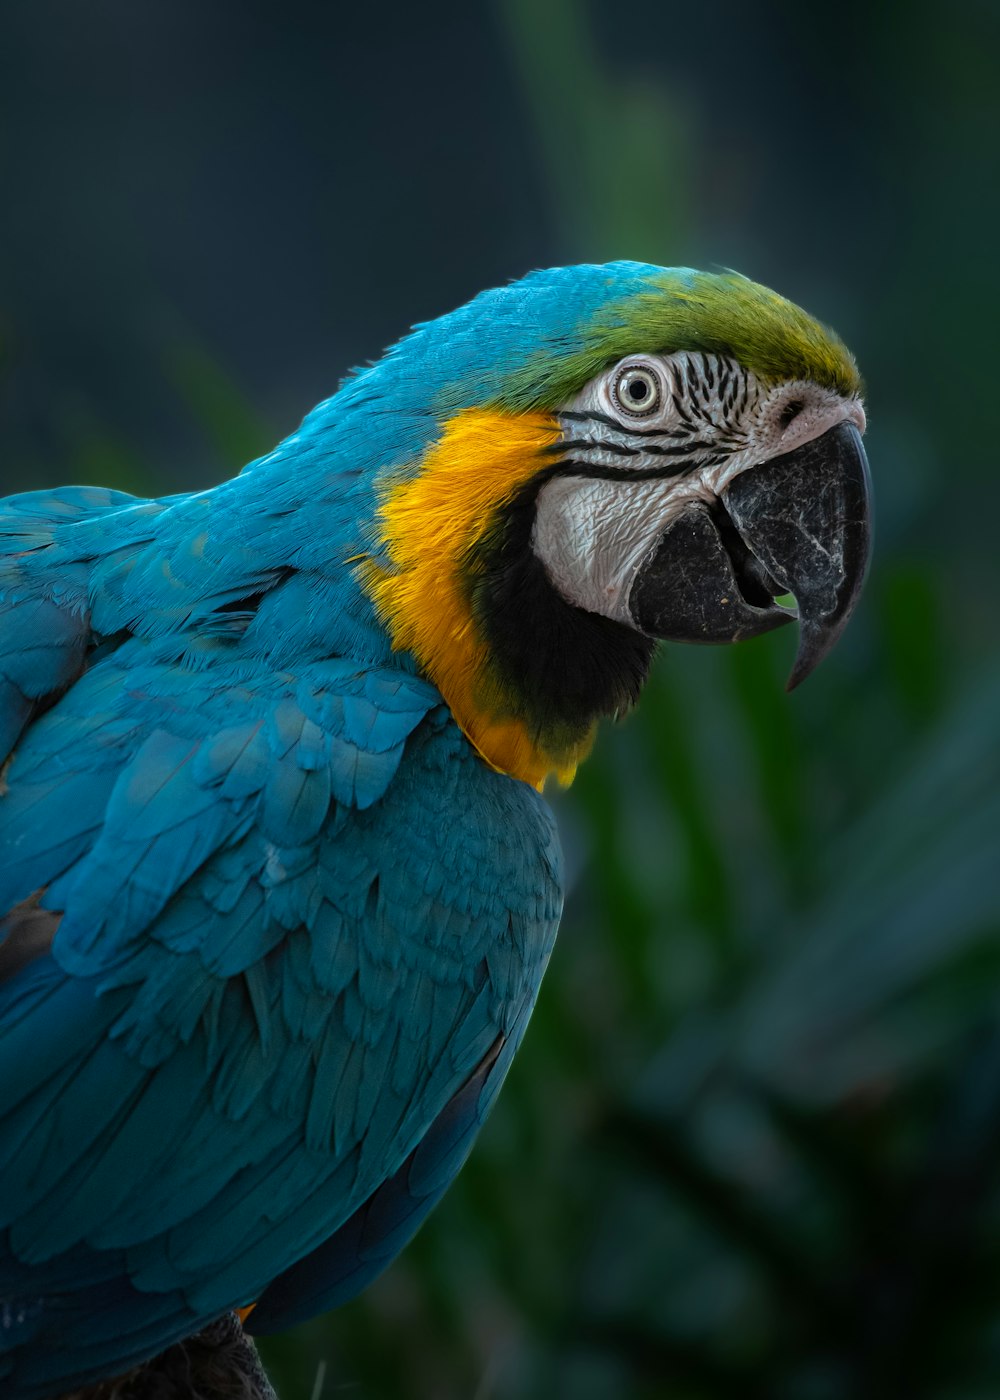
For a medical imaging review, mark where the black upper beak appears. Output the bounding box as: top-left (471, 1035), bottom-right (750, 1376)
top-left (628, 421), bottom-right (873, 690)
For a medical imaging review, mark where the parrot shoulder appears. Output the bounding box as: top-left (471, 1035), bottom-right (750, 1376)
top-left (0, 484), bottom-right (162, 764)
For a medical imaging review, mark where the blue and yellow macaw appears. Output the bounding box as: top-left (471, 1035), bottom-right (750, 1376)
top-left (0, 262), bottom-right (871, 1396)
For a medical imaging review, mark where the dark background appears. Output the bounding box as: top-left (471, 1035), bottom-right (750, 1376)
top-left (2, 2), bottom-right (999, 1396)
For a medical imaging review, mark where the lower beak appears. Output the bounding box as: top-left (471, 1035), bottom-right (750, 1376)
top-left (628, 422), bottom-right (873, 690)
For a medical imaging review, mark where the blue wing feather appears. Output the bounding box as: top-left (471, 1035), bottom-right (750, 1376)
top-left (246, 1029), bottom-right (514, 1334)
top-left (0, 523), bottom-right (563, 1397)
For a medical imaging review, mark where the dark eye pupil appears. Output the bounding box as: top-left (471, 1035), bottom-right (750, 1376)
top-left (614, 365), bottom-right (659, 415)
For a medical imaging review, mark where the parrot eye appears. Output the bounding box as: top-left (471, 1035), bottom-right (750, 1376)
top-left (611, 363), bottom-right (663, 418)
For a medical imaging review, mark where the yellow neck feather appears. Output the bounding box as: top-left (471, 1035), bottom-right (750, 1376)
top-left (357, 407), bottom-right (594, 790)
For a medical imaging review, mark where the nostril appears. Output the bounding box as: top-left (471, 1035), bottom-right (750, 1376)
top-left (779, 399), bottom-right (804, 430)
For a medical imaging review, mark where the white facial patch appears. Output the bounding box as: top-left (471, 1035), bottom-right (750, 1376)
top-left (533, 474), bottom-right (683, 625)
top-left (531, 350), bottom-right (866, 625)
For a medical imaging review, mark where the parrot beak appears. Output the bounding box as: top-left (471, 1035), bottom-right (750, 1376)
top-left (628, 422), bottom-right (872, 690)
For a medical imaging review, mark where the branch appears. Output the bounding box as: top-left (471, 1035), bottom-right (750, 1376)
top-left (59, 1314), bottom-right (278, 1400)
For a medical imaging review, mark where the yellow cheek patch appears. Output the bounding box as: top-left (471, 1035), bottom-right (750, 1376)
top-left (358, 407), bottom-right (592, 789)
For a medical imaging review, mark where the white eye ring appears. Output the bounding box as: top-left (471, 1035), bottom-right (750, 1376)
top-left (611, 363), bottom-right (663, 418)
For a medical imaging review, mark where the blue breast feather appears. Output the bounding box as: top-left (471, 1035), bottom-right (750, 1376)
top-left (0, 477), bottom-right (564, 1397)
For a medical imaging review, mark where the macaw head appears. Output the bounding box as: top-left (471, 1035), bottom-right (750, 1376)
top-left (346, 262), bottom-right (871, 789)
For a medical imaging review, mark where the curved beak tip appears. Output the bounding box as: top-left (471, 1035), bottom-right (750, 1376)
top-left (786, 623), bottom-right (835, 693)
top-left (724, 420), bottom-right (873, 692)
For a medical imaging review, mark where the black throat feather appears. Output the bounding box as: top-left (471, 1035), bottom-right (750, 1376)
top-left (463, 472), bottom-right (656, 752)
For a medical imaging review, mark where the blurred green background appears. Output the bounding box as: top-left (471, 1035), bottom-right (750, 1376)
top-left (2, 1), bottom-right (998, 1396)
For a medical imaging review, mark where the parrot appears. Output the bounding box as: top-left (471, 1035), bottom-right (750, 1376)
top-left (0, 261), bottom-right (871, 1397)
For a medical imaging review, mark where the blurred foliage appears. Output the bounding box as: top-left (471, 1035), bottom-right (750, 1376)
top-left (3, 0), bottom-right (998, 1396)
